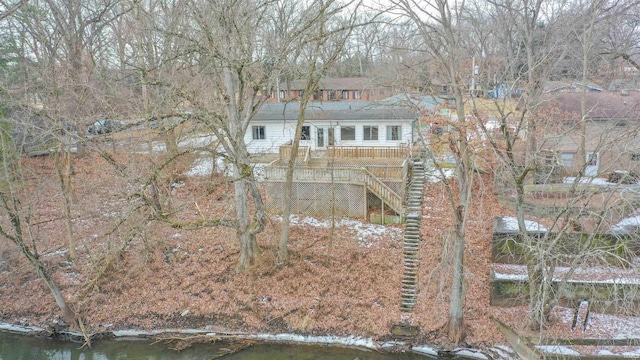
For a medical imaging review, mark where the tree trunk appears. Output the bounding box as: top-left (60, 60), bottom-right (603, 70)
top-left (6, 219), bottom-right (76, 323)
top-left (235, 176), bottom-right (260, 272)
top-left (56, 143), bottom-right (76, 260)
top-left (448, 221), bottom-right (466, 342)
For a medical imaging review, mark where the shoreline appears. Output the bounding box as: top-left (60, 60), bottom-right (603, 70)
top-left (0, 322), bottom-right (499, 359)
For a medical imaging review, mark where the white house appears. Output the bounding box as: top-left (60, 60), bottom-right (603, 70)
top-left (245, 100), bottom-right (422, 154)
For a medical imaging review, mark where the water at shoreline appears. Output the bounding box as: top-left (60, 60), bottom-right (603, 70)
top-left (0, 331), bottom-right (437, 359)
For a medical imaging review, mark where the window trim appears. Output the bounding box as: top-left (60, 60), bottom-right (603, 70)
top-left (560, 152), bottom-right (576, 167)
top-left (363, 125), bottom-right (378, 141)
top-left (300, 125), bottom-right (311, 140)
top-left (252, 125), bottom-right (265, 140)
top-left (386, 125), bottom-right (401, 141)
top-left (340, 125), bottom-right (356, 141)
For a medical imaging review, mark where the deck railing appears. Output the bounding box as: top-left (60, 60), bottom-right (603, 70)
top-left (279, 145), bottom-right (310, 163)
top-left (264, 166), bottom-right (364, 183)
top-left (327, 146), bottom-right (409, 159)
top-left (365, 164), bottom-right (405, 180)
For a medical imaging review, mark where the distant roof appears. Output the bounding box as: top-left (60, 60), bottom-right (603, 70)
top-left (540, 92), bottom-right (640, 121)
top-left (609, 78), bottom-right (640, 92)
top-left (543, 80), bottom-right (603, 93)
top-left (253, 96), bottom-right (439, 122)
top-left (280, 77), bottom-right (373, 91)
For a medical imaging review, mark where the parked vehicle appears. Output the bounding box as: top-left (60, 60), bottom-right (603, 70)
top-left (87, 119), bottom-right (123, 135)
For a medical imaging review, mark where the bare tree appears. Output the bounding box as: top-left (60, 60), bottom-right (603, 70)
top-left (391, 0), bottom-right (475, 342)
top-left (277, 1), bottom-right (365, 263)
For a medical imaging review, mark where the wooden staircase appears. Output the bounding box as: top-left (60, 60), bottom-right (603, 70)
top-left (401, 157), bottom-right (425, 312)
top-left (362, 168), bottom-right (404, 215)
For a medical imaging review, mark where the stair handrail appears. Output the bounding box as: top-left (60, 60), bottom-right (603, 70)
top-left (361, 167), bottom-right (404, 213)
top-left (303, 145), bottom-right (311, 165)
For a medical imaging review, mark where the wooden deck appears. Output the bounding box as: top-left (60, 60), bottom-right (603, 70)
top-left (264, 166), bottom-right (405, 214)
top-left (267, 145), bottom-right (413, 217)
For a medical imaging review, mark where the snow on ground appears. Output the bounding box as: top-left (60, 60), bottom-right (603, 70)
top-left (425, 166), bottom-right (455, 183)
top-left (609, 215), bottom-right (640, 234)
top-left (492, 263), bottom-right (640, 284)
top-left (551, 307), bottom-right (640, 348)
top-left (283, 215), bottom-right (402, 247)
top-left (185, 156), bottom-right (215, 177)
top-left (497, 216), bottom-right (547, 231)
top-left (536, 345), bottom-right (581, 356)
top-left (178, 134), bottom-right (216, 148)
top-left (562, 176), bottom-right (640, 187)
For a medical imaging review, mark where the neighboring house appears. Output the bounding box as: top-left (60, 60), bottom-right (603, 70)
top-left (543, 80), bottom-right (604, 93)
top-left (609, 77), bottom-right (640, 92)
top-left (268, 77), bottom-right (394, 103)
top-left (538, 92), bottom-right (640, 177)
top-left (246, 100), bottom-right (421, 155)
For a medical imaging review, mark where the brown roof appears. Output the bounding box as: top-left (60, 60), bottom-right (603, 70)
top-left (540, 92), bottom-right (640, 121)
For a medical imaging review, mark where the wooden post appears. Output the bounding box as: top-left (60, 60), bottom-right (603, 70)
top-left (491, 317), bottom-right (544, 360)
top-left (382, 196), bottom-right (385, 224)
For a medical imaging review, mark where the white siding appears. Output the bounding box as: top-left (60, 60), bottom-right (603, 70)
top-left (245, 119), bottom-right (414, 154)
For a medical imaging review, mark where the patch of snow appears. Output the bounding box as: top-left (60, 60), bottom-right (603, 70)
top-left (453, 348), bottom-right (490, 359)
top-left (616, 216), bottom-right (640, 227)
top-left (491, 346), bottom-right (517, 360)
top-left (185, 156), bottom-right (214, 177)
top-left (563, 177), bottom-right (613, 186)
top-left (609, 215), bottom-right (640, 234)
top-left (43, 249), bottom-right (68, 257)
top-left (498, 216), bottom-right (547, 231)
top-left (0, 323), bottom-right (44, 333)
top-left (247, 334), bottom-right (377, 349)
top-left (622, 349), bottom-right (640, 356)
top-left (492, 264), bottom-right (640, 285)
top-left (536, 345), bottom-right (581, 356)
top-left (283, 215), bottom-right (402, 247)
top-left (425, 167), bottom-right (455, 183)
top-left (412, 345), bottom-right (438, 356)
top-left (178, 135), bottom-right (216, 148)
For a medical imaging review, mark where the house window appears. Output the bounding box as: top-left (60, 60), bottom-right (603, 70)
top-left (342, 90), bottom-right (349, 99)
top-left (252, 125), bottom-right (265, 140)
top-left (300, 125), bottom-right (310, 140)
top-left (299, 90), bottom-right (304, 98)
top-left (631, 153), bottom-right (640, 162)
top-left (317, 128), bottom-right (324, 147)
top-left (328, 90), bottom-right (337, 100)
top-left (341, 126), bottom-right (355, 141)
top-left (279, 90), bottom-right (285, 99)
top-left (560, 152), bottom-right (575, 167)
top-left (269, 91), bottom-right (275, 98)
top-left (386, 125), bottom-right (401, 141)
top-left (354, 91), bottom-right (361, 100)
top-left (363, 126), bottom-right (378, 140)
